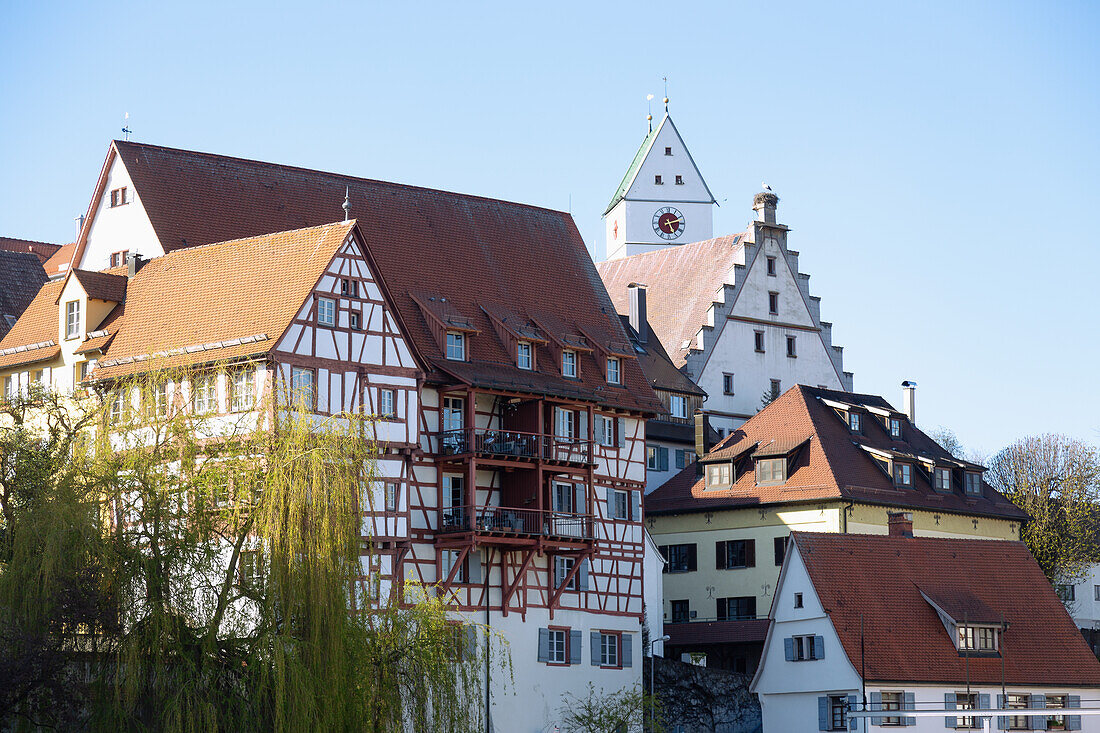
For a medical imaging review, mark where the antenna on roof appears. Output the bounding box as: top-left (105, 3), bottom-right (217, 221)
top-left (121, 112), bottom-right (132, 142)
top-left (646, 94), bottom-right (654, 132)
top-left (342, 187), bottom-right (351, 222)
top-left (662, 76), bottom-right (669, 112)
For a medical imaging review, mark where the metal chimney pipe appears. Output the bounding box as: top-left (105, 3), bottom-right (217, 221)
top-left (901, 381), bottom-right (917, 423)
top-left (628, 283), bottom-right (648, 343)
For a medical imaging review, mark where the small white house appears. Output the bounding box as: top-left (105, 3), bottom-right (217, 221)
top-left (752, 526), bottom-right (1100, 732)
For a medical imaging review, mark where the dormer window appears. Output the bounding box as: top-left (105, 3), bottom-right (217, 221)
top-left (890, 417), bottom-right (903, 438)
top-left (757, 458), bottom-right (786, 486)
top-left (848, 412), bottom-right (861, 433)
top-left (317, 297), bottom-right (336, 327)
top-left (562, 350), bottom-right (577, 378)
top-left (894, 462), bottom-right (912, 487)
top-left (965, 472), bottom-right (982, 496)
top-left (934, 467), bottom-right (952, 492)
top-left (445, 332), bottom-right (466, 361)
top-left (65, 300), bottom-right (81, 340)
top-left (669, 393), bottom-right (687, 419)
top-left (957, 624), bottom-right (999, 653)
top-left (518, 342), bottom-right (532, 370)
top-left (654, 175), bottom-right (663, 185)
top-left (706, 463), bottom-right (732, 489)
top-left (607, 357), bottom-right (620, 384)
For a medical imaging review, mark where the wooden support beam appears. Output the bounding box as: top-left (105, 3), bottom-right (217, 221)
top-left (547, 551), bottom-right (586, 619)
top-left (438, 544), bottom-right (470, 597)
top-left (501, 548), bottom-right (536, 614)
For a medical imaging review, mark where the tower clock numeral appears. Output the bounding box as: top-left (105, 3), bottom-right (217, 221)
top-left (652, 207), bottom-right (685, 240)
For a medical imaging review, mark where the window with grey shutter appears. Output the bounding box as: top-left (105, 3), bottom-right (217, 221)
top-left (467, 550), bottom-right (482, 585)
top-left (870, 691), bottom-right (882, 726)
top-left (813, 635), bottom-right (825, 659)
top-left (784, 637), bottom-right (795, 661)
top-left (631, 490), bottom-right (640, 522)
top-left (944, 692), bottom-right (956, 728)
top-left (569, 629), bottom-right (582, 665)
top-left (1029, 694), bottom-right (1046, 731)
top-left (617, 417), bottom-right (626, 447)
top-left (996, 695), bottom-right (1006, 730)
top-left (818, 696), bottom-right (831, 731)
top-left (848, 695), bottom-right (860, 731)
top-left (903, 692), bottom-right (915, 726)
top-left (658, 446), bottom-right (669, 471)
top-left (1067, 695), bottom-right (1081, 730)
top-left (622, 634), bottom-right (632, 667)
top-left (465, 626), bottom-right (477, 658)
top-left (578, 558), bottom-right (589, 591)
top-left (590, 632), bottom-right (601, 665)
top-left (574, 484), bottom-right (585, 515)
top-left (538, 628), bottom-right (550, 662)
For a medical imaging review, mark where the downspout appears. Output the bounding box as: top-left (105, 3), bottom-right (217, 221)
top-left (485, 546), bottom-right (491, 733)
top-left (842, 502), bottom-right (853, 534)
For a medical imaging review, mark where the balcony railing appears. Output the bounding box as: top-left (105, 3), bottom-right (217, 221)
top-left (438, 428), bottom-right (593, 464)
top-left (439, 505), bottom-right (594, 541)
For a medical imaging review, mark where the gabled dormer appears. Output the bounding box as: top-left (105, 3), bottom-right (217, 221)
top-left (920, 586), bottom-right (1006, 657)
top-left (410, 291), bottom-right (480, 363)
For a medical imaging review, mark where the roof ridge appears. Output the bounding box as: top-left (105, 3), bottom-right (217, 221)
top-left (113, 140), bottom-right (571, 218)
top-left (599, 231), bottom-right (746, 264)
top-left (153, 220), bottom-right (354, 258)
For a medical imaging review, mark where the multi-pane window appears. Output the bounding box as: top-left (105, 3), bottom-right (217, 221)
top-left (670, 599), bottom-right (690, 622)
top-left (794, 634), bottom-right (819, 661)
top-left (786, 335), bottom-right (796, 358)
top-left (675, 449), bottom-right (695, 469)
top-left (956, 692), bottom-right (978, 729)
top-left (109, 389), bottom-right (131, 424)
top-left (754, 331), bottom-right (765, 352)
top-left (517, 341), bottom-right (532, 370)
top-left (675, 175), bottom-right (684, 185)
top-left (340, 278), bottom-right (358, 298)
top-left (1057, 584), bottom-right (1076, 602)
top-left (1095, 585), bottom-right (1100, 602)
top-left (317, 297), bottom-right (336, 326)
top-left (768, 291), bottom-right (779, 314)
top-left (599, 633), bottom-right (620, 667)
top-left (290, 367), bottom-right (315, 409)
top-left (1006, 694), bottom-right (1030, 730)
top-left (774, 535), bottom-right (787, 566)
top-left (654, 175), bottom-right (663, 185)
top-left (231, 367), bottom-right (255, 412)
top-left (669, 393), bottom-right (687, 418)
top-left (238, 550), bottom-right (262, 590)
top-left (935, 467), bottom-right (952, 492)
top-left (766, 256), bottom-right (776, 276)
top-left (547, 629), bottom-right (567, 663)
top-left (554, 556), bottom-right (576, 589)
top-left (612, 489), bottom-right (629, 520)
top-left (957, 624), bottom-right (998, 652)
top-left (65, 300), bottom-right (81, 339)
top-left (562, 350), bottom-right (577, 378)
top-left (965, 472), bottom-right (982, 496)
top-left (706, 462), bottom-right (732, 488)
top-left (446, 332), bottom-right (465, 361)
top-left (769, 379), bottom-right (781, 398)
top-left (756, 458), bottom-right (786, 485)
top-left (717, 539), bottom-right (754, 569)
top-left (442, 549), bottom-right (466, 583)
top-left (828, 695), bottom-right (847, 731)
top-left (192, 373), bottom-right (217, 414)
top-left (349, 312), bottom-right (360, 330)
top-left (1047, 694), bottom-right (1067, 731)
top-left (848, 412), bottom-right (861, 432)
top-left (717, 596), bottom-right (756, 620)
top-left (595, 414), bottom-right (615, 446)
top-left (553, 482), bottom-right (575, 513)
top-left (894, 463), bottom-right (912, 487)
top-left (662, 544), bottom-right (697, 573)
top-left (442, 397), bottom-right (464, 432)
top-left (664, 146), bottom-right (672, 156)
top-left (110, 250), bottom-right (129, 267)
top-left (378, 388), bottom-right (395, 418)
top-left (146, 381), bottom-right (169, 418)
top-left (384, 482), bottom-right (398, 512)
top-left (607, 357), bottom-right (620, 384)
top-left (109, 187), bottom-right (128, 207)
top-left (880, 691), bottom-right (903, 726)
top-left (890, 418), bottom-right (903, 438)
top-left (723, 373), bottom-right (734, 395)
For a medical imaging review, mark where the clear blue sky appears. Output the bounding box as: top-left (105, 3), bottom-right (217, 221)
top-left (3, 1), bottom-right (1098, 457)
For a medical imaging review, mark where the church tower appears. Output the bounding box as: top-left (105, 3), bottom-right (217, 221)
top-left (603, 105), bottom-right (717, 260)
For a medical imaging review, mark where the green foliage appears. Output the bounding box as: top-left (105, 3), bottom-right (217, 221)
top-left (0, 365), bottom-right (504, 731)
top-left (558, 682), bottom-right (663, 733)
top-left (987, 434), bottom-right (1100, 584)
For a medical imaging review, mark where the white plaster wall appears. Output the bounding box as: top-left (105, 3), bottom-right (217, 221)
top-left (78, 156), bottom-right (163, 271)
top-left (643, 437), bottom-right (691, 493)
top-left (1066, 564), bottom-right (1100, 629)
top-left (643, 528), bottom-right (666, 657)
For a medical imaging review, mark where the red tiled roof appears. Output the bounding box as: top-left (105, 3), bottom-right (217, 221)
top-left (0, 236), bottom-right (62, 264)
top-left (42, 243), bottom-right (75, 278)
top-left (646, 385), bottom-right (1026, 521)
top-left (665, 619), bottom-right (770, 647)
top-left (0, 279), bottom-right (64, 370)
top-left (793, 532), bottom-right (1100, 686)
top-left (596, 234), bottom-right (746, 368)
top-left (65, 270), bottom-right (127, 304)
top-left (87, 140), bottom-right (660, 414)
top-left (619, 315), bottom-right (705, 397)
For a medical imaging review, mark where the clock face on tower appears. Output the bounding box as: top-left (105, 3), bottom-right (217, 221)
top-left (653, 207), bottom-right (685, 240)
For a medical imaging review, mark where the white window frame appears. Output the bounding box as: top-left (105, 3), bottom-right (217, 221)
top-left (317, 297), bottom-right (336, 327)
top-left (646, 445), bottom-right (658, 470)
top-left (600, 633), bottom-right (620, 667)
top-left (552, 482), bottom-right (575, 514)
top-left (65, 300), bottom-right (81, 339)
top-left (231, 367), bottom-right (255, 412)
top-left (669, 393), bottom-right (687, 419)
top-left (793, 634), bottom-right (819, 661)
top-left (554, 556), bottom-right (576, 590)
top-left (290, 367), bottom-right (315, 409)
top-left (606, 357), bottom-right (620, 384)
top-left (384, 481), bottom-right (398, 512)
top-left (547, 629), bottom-right (567, 664)
top-left (517, 341), bottom-right (532, 370)
top-left (965, 472), bottom-right (982, 495)
top-left (612, 489), bottom-right (629, 520)
top-left (442, 549), bottom-right (466, 584)
top-left (445, 331), bottom-right (466, 361)
top-left (848, 412), bottom-right (861, 432)
top-left (890, 418), bottom-right (902, 438)
top-left (595, 414), bottom-right (615, 447)
top-left (562, 350), bottom-right (577, 378)
top-left (378, 388), bottom-right (395, 418)
top-left (894, 462), bottom-right (912, 487)
top-left (442, 397), bottom-right (464, 432)
top-left (935, 467), bottom-right (952, 492)
top-left (192, 373), bottom-right (218, 414)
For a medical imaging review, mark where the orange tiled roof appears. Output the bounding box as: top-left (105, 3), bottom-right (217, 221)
top-left (66, 270), bottom-right (127, 303)
top-left (646, 385), bottom-right (1026, 522)
top-left (0, 279), bottom-right (65, 370)
top-left (0, 250), bottom-right (48, 341)
top-left (596, 234), bottom-right (746, 368)
top-left (793, 532), bottom-right (1100, 686)
top-left (42, 243), bottom-right (75, 278)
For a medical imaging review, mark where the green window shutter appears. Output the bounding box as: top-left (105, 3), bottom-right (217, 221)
top-left (870, 691), bottom-right (882, 726)
top-left (658, 446), bottom-right (669, 471)
top-left (578, 558), bottom-right (589, 591)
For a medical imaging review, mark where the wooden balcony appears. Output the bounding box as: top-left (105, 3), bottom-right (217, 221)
top-left (437, 505), bottom-right (594, 545)
top-left (437, 428), bottom-right (593, 466)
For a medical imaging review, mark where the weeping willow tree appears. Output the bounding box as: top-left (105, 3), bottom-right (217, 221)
top-left (0, 362), bottom-right (505, 732)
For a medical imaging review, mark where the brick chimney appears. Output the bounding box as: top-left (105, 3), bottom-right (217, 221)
top-left (887, 511), bottom-right (914, 538)
top-left (127, 252), bottom-right (145, 278)
top-left (753, 192), bottom-right (779, 224)
top-left (628, 283), bottom-right (648, 343)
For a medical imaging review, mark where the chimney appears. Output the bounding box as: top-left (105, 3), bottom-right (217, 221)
top-left (628, 283), bottom-right (648, 343)
top-left (753, 192), bottom-right (779, 224)
top-left (887, 511), bottom-right (914, 538)
top-left (694, 411), bottom-right (712, 468)
top-left (901, 380), bottom-right (917, 423)
top-left (127, 252), bottom-right (145, 278)
top-left (75, 214), bottom-right (85, 237)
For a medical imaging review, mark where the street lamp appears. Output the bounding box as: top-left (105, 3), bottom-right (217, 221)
top-left (647, 634), bottom-right (670, 731)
